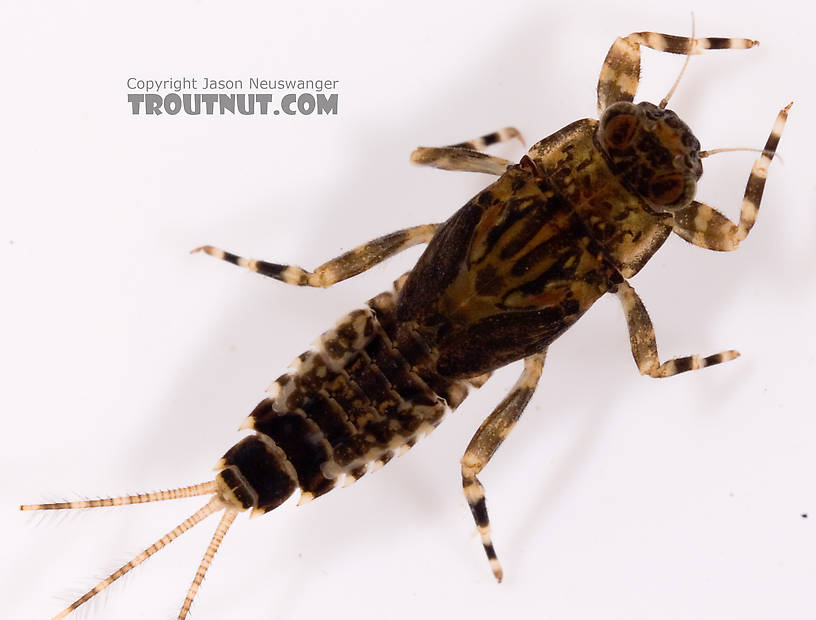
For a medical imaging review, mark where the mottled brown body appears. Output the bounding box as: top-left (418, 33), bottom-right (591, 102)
top-left (217, 105), bottom-right (706, 512)
top-left (25, 27), bottom-right (791, 620)
top-left (219, 148), bottom-right (652, 513)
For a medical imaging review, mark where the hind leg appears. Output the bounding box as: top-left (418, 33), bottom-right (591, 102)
top-left (193, 223), bottom-right (439, 287)
top-left (461, 352), bottom-right (546, 581)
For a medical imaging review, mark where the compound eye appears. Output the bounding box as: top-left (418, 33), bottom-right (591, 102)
top-left (603, 113), bottom-right (638, 150)
top-left (648, 172), bottom-right (687, 207)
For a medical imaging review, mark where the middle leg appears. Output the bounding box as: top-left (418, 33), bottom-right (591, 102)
top-left (614, 280), bottom-right (739, 378)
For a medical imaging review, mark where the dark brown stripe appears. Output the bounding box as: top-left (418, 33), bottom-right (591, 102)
top-left (264, 360), bottom-right (356, 446)
top-left (638, 33), bottom-right (689, 53)
top-left (220, 435), bottom-right (297, 513)
top-left (344, 352), bottom-right (401, 419)
top-left (251, 409), bottom-right (334, 498)
top-left (705, 37), bottom-right (740, 50)
top-left (763, 130), bottom-right (782, 156)
top-left (478, 196), bottom-right (538, 263)
top-left (362, 302), bottom-right (447, 437)
top-left (321, 366), bottom-right (377, 432)
top-left (470, 496), bottom-right (489, 528)
top-left (702, 353), bottom-right (724, 366)
top-left (364, 333), bottom-right (435, 406)
top-left (672, 357), bottom-right (693, 373)
top-left (392, 326), bottom-right (434, 367)
top-left (515, 251), bottom-right (578, 296)
top-left (221, 251), bottom-right (241, 265)
top-left (348, 464), bottom-right (368, 480)
top-left (444, 149), bottom-right (493, 162)
top-left (744, 175), bottom-right (764, 206)
top-left (253, 260), bottom-right (288, 280)
top-left (371, 294), bottom-right (469, 416)
top-left (510, 234), bottom-right (566, 277)
top-left (299, 391), bottom-right (356, 449)
top-left (498, 204), bottom-right (557, 260)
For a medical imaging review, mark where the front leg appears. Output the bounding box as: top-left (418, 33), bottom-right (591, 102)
top-left (461, 352), bottom-right (546, 582)
top-left (671, 103), bottom-right (791, 251)
top-left (614, 281), bottom-right (738, 378)
top-left (411, 127), bottom-right (524, 175)
top-left (192, 223), bottom-right (438, 288)
top-left (597, 32), bottom-right (757, 113)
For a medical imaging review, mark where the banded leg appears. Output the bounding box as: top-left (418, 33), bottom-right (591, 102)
top-left (192, 223), bottom-right (438, 287)
top-left (615, 280), bottom-right (738, 378)
top-left (447, 127), bottom-right (525, 151)
top-left (461, 352), bottom-right (546, 582)
top-left (598, 32), bottom-right (757, 113)
top-left (411, 127), bottom-right (524, 175)
top-left (671, 103), bottom-right (792, 251)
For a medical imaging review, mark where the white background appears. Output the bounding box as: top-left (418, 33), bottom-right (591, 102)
top-left (2, 1), bottom-right (815, 619)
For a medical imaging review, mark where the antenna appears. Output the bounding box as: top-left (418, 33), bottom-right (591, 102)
top-left (700, 147), bottom-right (782, 164)
top-left (659, 13), bottom-right (696, 109)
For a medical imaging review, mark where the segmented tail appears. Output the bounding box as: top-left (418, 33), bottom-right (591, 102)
top-left (21, 481), bottom-right (237, 620)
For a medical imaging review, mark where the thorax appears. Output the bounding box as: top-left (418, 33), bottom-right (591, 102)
top-left (526, 118), bottom-right (672, 278)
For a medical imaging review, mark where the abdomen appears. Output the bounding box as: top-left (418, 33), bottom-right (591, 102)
top-left (216, 283), bottom-right (474, 514)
